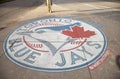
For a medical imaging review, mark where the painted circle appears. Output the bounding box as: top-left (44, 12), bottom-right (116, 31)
top-left (3, 18), bottom-right (107, 72)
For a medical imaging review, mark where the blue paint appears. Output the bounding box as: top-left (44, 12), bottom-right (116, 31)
top-left (35, 22), bottom-right (81, 31)
top-left (86, 41), bottom-right (101, 49)
top-left (55, 53), bottom-right (66, 67)
top-left (77, 46), bottom-right (93, 56)
top-left (14, 49), bottom-right (31, 57)
top-left (24, 21), bottom-right (40, 28)
top-left (71, 52), bottom-right (86, 65)
top-left (9, 38), bottom-right (22, 52)
top-left (9, 47), bottom-right (14, 52)
top-left (14, 47), bottom-right (27, 57)
top-left (13, 43), bottom-right (23, 48)
top-left (24, 51), bottom-right (41, 64)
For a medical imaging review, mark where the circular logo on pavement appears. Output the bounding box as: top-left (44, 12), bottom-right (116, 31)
top-left (3, 17), bottom-right (107, 72)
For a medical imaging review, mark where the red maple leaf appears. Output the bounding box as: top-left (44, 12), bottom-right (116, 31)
top-left (62, 26), bottom-right (96, 38)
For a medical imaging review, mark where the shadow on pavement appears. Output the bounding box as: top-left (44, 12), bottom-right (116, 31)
top-left (0, 0), bottom-right (120, 7)
top-left (0, 0), bottom-right (44, 7)
top-left (53, 0), bottom-right (120, 4)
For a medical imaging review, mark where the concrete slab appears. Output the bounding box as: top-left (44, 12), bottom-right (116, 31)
top-left (0, 20), bottom-right (20, 42)
top-left (0, 54), bottom-right (91, 79)
top-left (0, 0), bottom-right (120, 79)
top-left (92, 14), bottom-right (120, 43)
top-left (87, 12), bottom-right (120, 79)
top-left (53, 1), bottom-right (120, 12)
top-left (0, 42), bottom-right (4, 57)
top-left (90, 48), bottom-right (120, 79)
top-left (93, 1), bottom-right (120, 8)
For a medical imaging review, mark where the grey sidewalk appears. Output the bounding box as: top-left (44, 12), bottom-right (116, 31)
top-left (0, 0), bottom-right (120, 79)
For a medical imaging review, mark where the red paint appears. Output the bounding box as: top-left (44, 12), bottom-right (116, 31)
top-left (89, 50), bottom-right (110, 70)
top-left (23, 36), bottom-right (49, 52)
top-left (62, 26), bottom-right (96, 38)
top-left (60, 39), bottom-right (87, 52)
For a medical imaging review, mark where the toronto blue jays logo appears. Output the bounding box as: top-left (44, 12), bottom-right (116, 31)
top-left (3, 18), bottom-right (107, 72)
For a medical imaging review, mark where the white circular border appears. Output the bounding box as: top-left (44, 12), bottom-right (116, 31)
top-left (3, 17), bottom-right (107, 72)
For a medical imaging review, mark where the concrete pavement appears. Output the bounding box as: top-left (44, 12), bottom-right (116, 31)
top-left (0, 0), bottom-right (120, 79)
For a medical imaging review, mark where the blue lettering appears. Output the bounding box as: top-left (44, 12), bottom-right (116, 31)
top-left (14, 47), bottom-right (30, 57)
top-left (9, 47), bottom-right (14, 52)
top-left (71, 52), bottom-right (86, 65)
top-left (13, 43), bottom-right (23, 48)
top-left (40, 19), bottom-right (49, 23)
top-left (24, 51), bottom-right (41, 64)
top-left (63, 19), bottom-right (72, 23)
top-left (48, 18), bottom-right (56, 22)
top-left (9, 38), bottom-right (22, 45)
top-left (9, 38), bottom-right (22, 52)
top-left (86, 41), bottom-right (101, 49)
top-left (77, 46), bottom-right (93, 56)
top-left (55, 53), bottom-right (66, 67)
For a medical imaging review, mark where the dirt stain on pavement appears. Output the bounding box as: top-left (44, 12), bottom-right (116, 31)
top-left (0, 27), bottom-right (7, 31)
